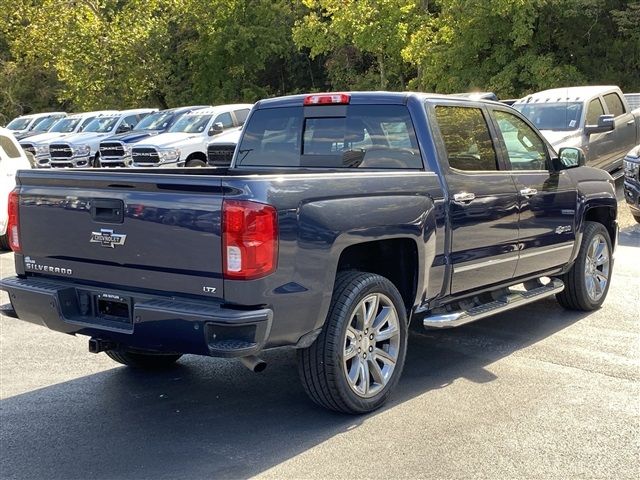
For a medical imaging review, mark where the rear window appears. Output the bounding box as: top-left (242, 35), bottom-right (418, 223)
top-left (236, 105), bottom-right (423, 169)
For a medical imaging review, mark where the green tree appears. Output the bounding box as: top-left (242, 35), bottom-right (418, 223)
top-left (293, 0), bottom-right (418, 89)
top-left (403, 0), bottom-right (639, 97)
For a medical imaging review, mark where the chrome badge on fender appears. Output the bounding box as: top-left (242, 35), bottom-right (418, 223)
top-left (90, 229), bottom-right (127, 248)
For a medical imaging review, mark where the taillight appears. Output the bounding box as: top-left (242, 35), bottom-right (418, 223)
top-left (222, 200), bottom-right (278, 280)
top-left (303, 93), bottom-right (351, 105)
top-left (7, 189), bottom-right (21, 253)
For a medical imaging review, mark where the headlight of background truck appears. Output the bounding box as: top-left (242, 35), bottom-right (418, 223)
top-left (624, 159), bottom-right (639, 180)
top-left (158, 148), bottom-right (180, 163)
top-left (75, 145), bottom-right (91, 157)
top-left (34, 145), bottom-right (49, 156)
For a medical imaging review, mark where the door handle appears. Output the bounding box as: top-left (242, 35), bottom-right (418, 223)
top-left (627, 120), bottom-right (635, 126)
top-left (520, 187), bottom-right (538, 197)
top-left (453, 192), bottom-right (476, 203)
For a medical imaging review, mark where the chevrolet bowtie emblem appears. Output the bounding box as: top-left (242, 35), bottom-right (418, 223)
top-left (90, 229), bottom-right (127, 248)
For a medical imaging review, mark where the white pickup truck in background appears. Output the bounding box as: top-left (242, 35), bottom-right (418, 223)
top-left (19, 111), bottom-right (118, 168)
top-left (514, 86), bottom-right (640, 174)
top-left (6, 112), bottom-right (67, 140)
top-left (48, 109), bottom-right (156, 168)
top-left (130, 104), bottom-right (252, 167)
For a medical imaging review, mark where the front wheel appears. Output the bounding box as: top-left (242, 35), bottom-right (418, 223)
top-left (186, 159), bottom-right (207, 168)
top-left (298, 271), bottom-right (408, 414)
top-left (106, 350), bottom-right (182, 369)
top-left (556, 221), bottom-right (613, 311)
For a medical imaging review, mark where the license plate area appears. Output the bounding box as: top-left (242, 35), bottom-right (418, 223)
top-left (94, 293), bottom-right (132, 324)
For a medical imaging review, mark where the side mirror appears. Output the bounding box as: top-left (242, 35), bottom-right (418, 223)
top-left (117, 124), bottom-right (133, 134)
top-left (553, 147), bottom-right (586, 170)
top-left (585, 114), bottom-right (615, 135)
top-left (208, 122), bottom-right (224, 136)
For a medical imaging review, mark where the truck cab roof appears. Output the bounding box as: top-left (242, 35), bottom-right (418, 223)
top-left (254, 91), bottom-right (505, 110)
top-left (515, 86), bottom-right (621, 105)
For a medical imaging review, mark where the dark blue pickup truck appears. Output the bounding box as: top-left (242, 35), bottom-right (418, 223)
top-left (1, 92), bottom-right (618, 414)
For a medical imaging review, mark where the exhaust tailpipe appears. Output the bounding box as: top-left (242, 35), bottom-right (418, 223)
top-left (240, 355), bottom-right (267, 373)
top-left (88, 338), bottom-right (116, 354)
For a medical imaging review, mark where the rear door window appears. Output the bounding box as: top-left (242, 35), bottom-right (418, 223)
top-left (603, 93), bottom-right (626, 117)
top-left (435, 106), bottom-right (498, 171)
top-left (233, 109), bottom-right (250, 126)
top-left (236, 105), bottom-right (422, 169)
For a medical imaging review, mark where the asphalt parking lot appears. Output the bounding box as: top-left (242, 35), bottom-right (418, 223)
top-left (1, 185), bottom-right (638, 480)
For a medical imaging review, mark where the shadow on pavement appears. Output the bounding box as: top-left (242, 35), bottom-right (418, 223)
top-left (0, 297), bottom-right (591, 479)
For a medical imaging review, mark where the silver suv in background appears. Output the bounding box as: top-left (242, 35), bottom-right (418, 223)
top-left (514, 86), bottom-right (640, 173)
top-left (49, 109), bottom-right (156, 168)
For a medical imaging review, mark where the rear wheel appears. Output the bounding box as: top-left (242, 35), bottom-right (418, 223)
top-left (556, 221), bottom-right (612, 311)
top-left (106, 350), bottom-right (182, 369)
top-left (298, 271), bottom-right (408, 414)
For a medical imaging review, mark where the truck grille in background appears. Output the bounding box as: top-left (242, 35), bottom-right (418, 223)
top-left (100, 142), bottom-right (125, 158)
top-left (49, 144), bottom-right (73, 159)
top-left (207, 144), bottom-right (236, 167)
top-left (21, 143), bottom-right (36, 155)
top-left (132, 147), bottom-right (160, 164)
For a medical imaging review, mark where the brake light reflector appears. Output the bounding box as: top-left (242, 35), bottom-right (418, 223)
top-left (222, 200), bottom-right (278, 280)
top-left (7, 189), bottom-right (21, 253)
top-left (303, 93), bottom-right (351, 106)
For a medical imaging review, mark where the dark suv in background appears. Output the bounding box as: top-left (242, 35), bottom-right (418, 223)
top-left (623, 145), bottom-right (640, 222)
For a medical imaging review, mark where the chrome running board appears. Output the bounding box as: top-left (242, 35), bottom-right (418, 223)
top-left (423, 279), bottom-right (565, 329)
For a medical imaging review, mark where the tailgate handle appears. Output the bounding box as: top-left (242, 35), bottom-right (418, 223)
top-left (90, 199), bottom-right (124, 224)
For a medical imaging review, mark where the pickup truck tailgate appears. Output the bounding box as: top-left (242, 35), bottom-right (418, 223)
top-left (16, 170), bottom-right (226, 299)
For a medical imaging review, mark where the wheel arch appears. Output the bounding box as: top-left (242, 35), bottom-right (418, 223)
top-left (186, 151), bottom-right (207, 162)
top-left (583, 204), bottom-right (617, 247)
top-left (335, 238), bottom-right (420, 316)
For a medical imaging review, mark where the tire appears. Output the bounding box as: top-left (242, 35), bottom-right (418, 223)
top-left (186, 158), bottom-right (207, 168)
top-left (298, 271), bottom-right (408, 414)
top-left (0, 234), bottom-right (9, 251)
top-left (556, 221), bottom-right (613, 311)
top-left (106, 350), bottom-right (182, 369)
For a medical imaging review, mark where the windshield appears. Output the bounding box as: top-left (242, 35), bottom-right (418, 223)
top-left (135, 111), bottom-right (175, 131)
top-left (514, 102), bottom-right (583, 131)
top-left (31, 116), bottom-right (60, 131)
top-left (83, 116), bottom-right (119, 133)
top-left (49, 117), bottom-right (82, 133)
top-left (6, 117), bottom-right (32, 131)
top-left (169, 114), bottom-right (212, 133)
top-left (236, 105), bottom-right (423, 169)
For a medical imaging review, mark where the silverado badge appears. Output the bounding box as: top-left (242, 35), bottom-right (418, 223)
top-left (90, 229), bottom-right (127, 248)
